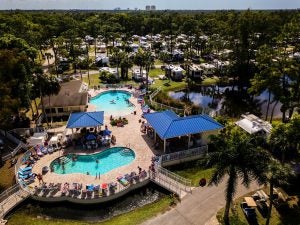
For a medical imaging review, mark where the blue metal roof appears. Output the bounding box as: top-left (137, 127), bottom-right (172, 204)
top-left (144, 110), bottom-right (223, 139)
top-left (66, 112), bottom-right (104, 128)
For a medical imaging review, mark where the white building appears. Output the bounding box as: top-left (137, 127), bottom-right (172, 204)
top-left (200, 63), bottom-right (216, 76)
top-left (132, 69), bottom-right (147, 81)
top-left (235, 114), bottom-right (272, 137)
top-left (99, 67), bottom-right (119, 78)
top-left (165, 65), bottom-right (184, 80)
top-left (189, 65), bottom-right (203, 79)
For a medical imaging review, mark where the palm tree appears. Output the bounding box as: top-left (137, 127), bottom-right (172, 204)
top-left (207, 125), bottom-right (269, 225)
top-left (86, 43), bottom-right (91, 86)
top-left (44, 52), bottom-right (53, 67)
top-left (265, 160), bottom-right (292, 225)
top-left (143, 51), bottom-right (154, 92)
top-left (269, 123), bottom-right (289, 163)
top-left (44, 76), bottom-right (61, 125)
top-left (120, 53), bottom-right (133, 80)
top-left (110, 47), bottom-right (123, 78)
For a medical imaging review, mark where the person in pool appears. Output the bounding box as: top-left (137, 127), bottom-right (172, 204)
top-left (110, 99), bottom-right (116, 104)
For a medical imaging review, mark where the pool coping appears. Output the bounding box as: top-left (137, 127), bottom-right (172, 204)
top-left (89, 89), bottom-right (136, 116)
top-left (50, 146), bottom-right (136, 176)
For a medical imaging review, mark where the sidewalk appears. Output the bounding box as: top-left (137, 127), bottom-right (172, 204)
top-left (142, 180), bottom-right (260, 225)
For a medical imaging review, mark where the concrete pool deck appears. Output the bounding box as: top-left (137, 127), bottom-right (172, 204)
top-left (29, 87), bottom-right (157, 189)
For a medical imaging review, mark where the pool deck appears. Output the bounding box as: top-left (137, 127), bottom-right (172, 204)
top-left (29, 87), bottom-right (157, 190)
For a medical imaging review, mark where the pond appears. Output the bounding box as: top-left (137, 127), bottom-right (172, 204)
top-left (7, 183), bottom-right (170, 222)
top-left (169, 86), bottom-right (282, 118)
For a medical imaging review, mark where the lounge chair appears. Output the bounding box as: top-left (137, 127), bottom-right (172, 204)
top-left (81, 190), bottom-right (87, 199)
top-left (47, 146), bottom-right (54, 154)
top-left (94, 189), bottom-right (100, 198)
top-left (40, 146), bottom-right (48, 154)
top-left (117, 176), bottom-right (129, 186)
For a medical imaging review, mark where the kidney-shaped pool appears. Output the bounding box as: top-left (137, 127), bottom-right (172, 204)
top-left (50, 147), bottom-right (135, 176)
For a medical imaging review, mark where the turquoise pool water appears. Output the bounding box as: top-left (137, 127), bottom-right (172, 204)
top-left (50, 147), bottom-right (135, 176)
top-left (90, 90), bottom-right (134, 116)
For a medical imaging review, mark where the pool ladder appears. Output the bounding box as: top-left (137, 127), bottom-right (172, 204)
top-left (126, 143), bottom-right (131, 148)
top-left (60, 156), bottom-right (71, 164)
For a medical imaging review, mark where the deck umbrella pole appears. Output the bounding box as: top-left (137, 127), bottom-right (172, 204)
top-left (163, 139), bottom-right (166, 153)
top-left (188, 134), bottom-right (191, 149)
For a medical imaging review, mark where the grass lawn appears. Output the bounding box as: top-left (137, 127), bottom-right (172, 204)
top-left (167, 160), bottom-right (215, 187)
top-left (154, 59), bottom-right (163, 65)
top-left (83, 73), bottom-right (101, 87)
top-left (25, 98), bottom-right (41, 120)
top-left (0, 160), bottom-right (16, 193)
top-left (216, 189), bottom-right (300, 225)
top-left (151, 79), bottom-right (186, 92)
top-left (8, 196), bottom-right (172, 225)
top-left (149, 68), bottom-right (164, 78)
top-left (201, 77), bottom-right (219, 86)
top-left (171, 167), bottom-right (215, 187)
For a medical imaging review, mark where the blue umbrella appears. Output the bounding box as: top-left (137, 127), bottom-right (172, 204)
top-left (86, 133), bottom-right (96, 141)
top-left (103, 129), bottom-right (112, 136)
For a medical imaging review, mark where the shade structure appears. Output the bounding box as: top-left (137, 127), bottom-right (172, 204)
top-left (66, 112), bottom-right (104, 129)
top-left (144, 110), bottom-right (224, 139)
top-left (85, 133), bottom-right (96, 140)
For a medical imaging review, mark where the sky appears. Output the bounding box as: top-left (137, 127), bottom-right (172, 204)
top-left (1, 0), bottom-right (300, 10)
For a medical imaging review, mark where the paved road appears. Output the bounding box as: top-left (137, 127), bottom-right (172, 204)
top-left (142, 180), bottom-right (260, 225)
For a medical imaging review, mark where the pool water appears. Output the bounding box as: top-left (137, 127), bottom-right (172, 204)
top-left (90, 90), bottom-right (134, 116)
top-left (50, 147), bottom-right (135, 176)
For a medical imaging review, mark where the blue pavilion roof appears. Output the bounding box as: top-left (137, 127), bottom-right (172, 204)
top-left (66, 111), bottom-right (104, 128)
top-left (144, 110), bottom-right (223, 139)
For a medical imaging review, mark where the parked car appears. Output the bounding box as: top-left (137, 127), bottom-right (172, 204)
top-left (255, 199), bottom-right (268, 218)
top-left (240, 202), bottom-right (258, 224)
top-left (0, 139), bottom-right (4, 151)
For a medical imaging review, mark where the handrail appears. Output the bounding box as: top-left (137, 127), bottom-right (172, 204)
top-left (149, 87), bottom-right (184, 114)
top-left (0, 184), bottom-right (20, 203)
top-left (160, 145), bottom-right (208, 164)
top-left (150, 165), bottom-right (192, 194)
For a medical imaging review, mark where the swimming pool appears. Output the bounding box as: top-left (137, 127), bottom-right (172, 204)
top-left (90, 90), bottom-right (134, 116)
top-left (50, 147), bottom-right (135, 176)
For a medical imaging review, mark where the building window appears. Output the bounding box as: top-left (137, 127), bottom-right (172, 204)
top-left (57, 108), bottom-right (63, 113)
top-left (45, 108), bottom-right (51, 113)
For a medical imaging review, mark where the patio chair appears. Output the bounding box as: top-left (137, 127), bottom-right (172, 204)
top-left (94, 189), bottom-right (100, 198)
top-left (47, 146), bottom-right (54, 154)
top-left (40, 146), bottom-right (48, 154)
top-left (81, 190), bottom-right (87, 199)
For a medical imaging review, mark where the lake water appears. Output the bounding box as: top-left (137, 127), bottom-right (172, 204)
top-left (169, 86), bottom-right (282, 118)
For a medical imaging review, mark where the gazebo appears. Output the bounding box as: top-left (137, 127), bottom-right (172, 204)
top-left (144, 110), bottom-right (223, 153)
top-left (65, 111), bottom-right (104, 138)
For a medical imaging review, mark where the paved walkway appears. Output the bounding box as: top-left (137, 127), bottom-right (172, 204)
top-left (142, 180), bottom-right (260, 225)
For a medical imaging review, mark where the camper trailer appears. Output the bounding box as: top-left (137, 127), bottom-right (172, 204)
top-left (165, 65), bottom-right (184, 81)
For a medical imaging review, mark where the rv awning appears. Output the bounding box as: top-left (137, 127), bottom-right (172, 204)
top-left (244, 197), bottom-right (257, 207)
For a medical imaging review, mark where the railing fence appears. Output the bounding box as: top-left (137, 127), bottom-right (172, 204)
top-left (149, 87), bottom-right (184, 114)
top-left (160, 145), bottom-right (208, 164)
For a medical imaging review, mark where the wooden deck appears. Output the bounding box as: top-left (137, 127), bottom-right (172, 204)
top-left (0, 185), bottom-right (30, 219)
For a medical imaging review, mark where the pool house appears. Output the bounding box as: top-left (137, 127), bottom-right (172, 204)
top-left (143, 110), bottom-right (224, 153)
